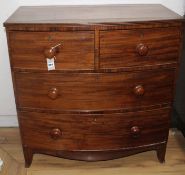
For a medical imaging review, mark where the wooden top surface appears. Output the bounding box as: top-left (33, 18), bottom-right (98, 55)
top-left (4, 4), bottom-right (183, 25)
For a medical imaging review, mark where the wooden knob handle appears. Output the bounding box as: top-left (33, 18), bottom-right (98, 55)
top-left (131, 126), bottom-right (140, 138)
top-left (48, 87), bottom-right (59, 100)
top-left (50, 128), bottom-right (62, 140)
top-left (44, 43), bottom-right (62, 58)
top-left (44, 47), bottom-right (56, 58)
top-left (134, 85), bottom-right (145, 96)
top-left (136, 43), bottom-right (149, 56)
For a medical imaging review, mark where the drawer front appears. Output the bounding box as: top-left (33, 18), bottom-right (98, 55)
top-left (100, 27), bottom-right (181, 69)
top-left (15, 69), bottom-right (175, 111)
top-left (9, 31), bottom-right (94, 70)
top-left (19, 108), bottom-right (170, 150)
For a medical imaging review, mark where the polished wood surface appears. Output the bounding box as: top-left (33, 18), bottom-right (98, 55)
top-left (0, 128), bottom-right (185, 175)
top-left (4, 5), bottom-right (184, 32)
top-left (19, 108), bottom-right (169, 151)
top-left (4, 5), bottom-right (184, 167)
top-left (9, 31), bottom-right (94, 70)
top-left (15, 70), bottom-right (174, 111)
top-left (100, 27), bottom-right (180, 69)
top-left (4, 5), bottom-right (183, 25)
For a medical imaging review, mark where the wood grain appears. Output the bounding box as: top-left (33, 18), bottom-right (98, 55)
top-left (4, 5), bottom-right (183, 25)
top-left (9, 31), bottom-right (94, 70)
top-left (15, 69), bottom-right (175, 111)
top-left (1, 128), bottom-right (185, 175)
top-left (100, 27), bottom-right (181, 69)
top-left (19, 108), bottom-right (170, 151)
top-left (4, 4), bottom-right (184, 167)
top-left (5, 21), bottom-right (183, 32)
top-left (4, 5), bottom-right (184, 32)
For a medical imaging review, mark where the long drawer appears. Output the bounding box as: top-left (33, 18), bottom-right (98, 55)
top-left (9, 31), bottom-right (95, 70)
top-left (15, 69), bottom-right (175, 111)
top-left (19, 108), bottom-right (170, 150)
top-left (100, 27), bottom-right (181, 69)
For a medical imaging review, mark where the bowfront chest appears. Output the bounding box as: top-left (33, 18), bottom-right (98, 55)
top-left (4, 5), bottom-right (184, 167)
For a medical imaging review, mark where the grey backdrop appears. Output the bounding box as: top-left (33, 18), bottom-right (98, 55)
top-left (173, 20), bottom-right (185, 136)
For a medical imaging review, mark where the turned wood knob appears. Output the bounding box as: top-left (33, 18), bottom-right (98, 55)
top-left (136, 43), bottom-right (149, 56)
top-left (131, 126), bottom-right (140, 138)
top-left (134, 85), bottom-right (145, 96)
top-left (50, 128), bottom-right (62, 140)
top-left (44, 47), bottom-right (56, 58)
top-left (48, 87), bottom-right (59, 100)
top-left (44, 43), bottom-right (62, 58)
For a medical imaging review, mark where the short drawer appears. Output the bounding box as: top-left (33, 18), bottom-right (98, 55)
top-left (100, 27), bottom-right (181, 69)
top-left (9, 31), bottom-right (94, 70)
top-left (19, 108), bottom-right (170, 150)
top-left (15, 69), bottom-right (175, 111)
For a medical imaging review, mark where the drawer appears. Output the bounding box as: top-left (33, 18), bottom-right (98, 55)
top-left (15, 69), bottom-right (175, 111)
top-left (19, 108), bottom-right (170, 150)
top-left (9, 31), bottom-right (94, 70)
top-left (100, 27), bottom-right (181, 69)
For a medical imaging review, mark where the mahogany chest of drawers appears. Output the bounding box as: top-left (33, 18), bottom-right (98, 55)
top-left (4, 5), bottom-right (184, 167)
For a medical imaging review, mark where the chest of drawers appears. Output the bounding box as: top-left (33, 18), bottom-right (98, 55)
top-left (4, 5), bottom-right (184, 167)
